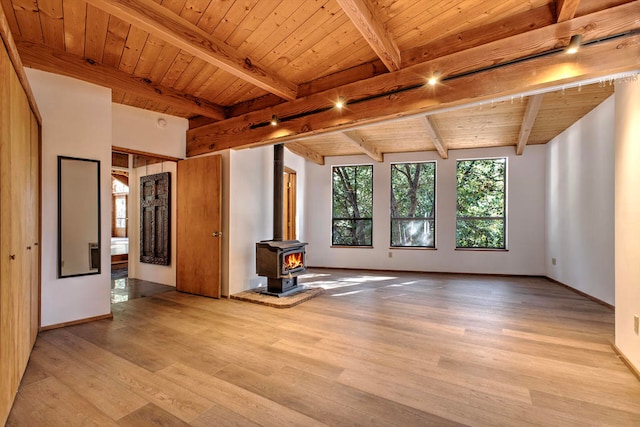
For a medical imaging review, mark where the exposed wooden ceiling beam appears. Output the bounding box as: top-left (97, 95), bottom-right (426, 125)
top-left (516, 94), bottom-right (544, 155)
top-left (335, 0), bottom-right (401, 72)
top-left (16, 39), bottom-right (226, 120)
top-left (187, 3), bottom-right (640, 156)
top-left (340, 131), bottom-right (383, 162)
top-left (403, 6), bottom-right (555, 67)
top-left (84, 0), bottom-right (298, 101)
top-left (188, 34), bottom-right (638, 156)
top-left (557, 0), bottom-right (581, 23)
top-left (285, 142), bottom-right (324, 165)
top-left (419, 116), bottom-right (448, 159)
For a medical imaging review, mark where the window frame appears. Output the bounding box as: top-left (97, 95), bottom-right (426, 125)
top-left (455, 157), bottom-right (507, 250)
top-left (331, 164), bottom-right (374, 247)
top-left (389, 160), bottom-right (437, 248)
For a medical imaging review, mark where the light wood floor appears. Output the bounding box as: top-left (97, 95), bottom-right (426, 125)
top-left (8, 269), bottom-right (640, 426)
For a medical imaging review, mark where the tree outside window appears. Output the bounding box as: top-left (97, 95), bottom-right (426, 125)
top-left (390, 162), bottom-right (436, 247)
top-left (456, 158), bottom-right (506, 249)
top-left (332, 165), bottom-right (373, 246)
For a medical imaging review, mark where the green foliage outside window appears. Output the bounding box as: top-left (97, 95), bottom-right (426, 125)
top-left (456, 158), bottom-right (506, 248)
top-left (332, 165), bottom-right (373, 246)
top-left (390, 162), bottom-right (436, 247)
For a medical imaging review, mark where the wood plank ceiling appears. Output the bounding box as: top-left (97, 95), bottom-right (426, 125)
top-left (1, 0), bottom-right (637, 161)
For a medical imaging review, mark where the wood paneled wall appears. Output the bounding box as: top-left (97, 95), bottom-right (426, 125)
top-left (0, 33), bottom-right (41, 426)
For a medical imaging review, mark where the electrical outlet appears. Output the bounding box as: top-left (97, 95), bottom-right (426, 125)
top-left (388, 251), bottom-right (393, 258)
top-left (634, 314), bottom-right (639, 335)
top-left (551, 258), bottom-right (556, 266)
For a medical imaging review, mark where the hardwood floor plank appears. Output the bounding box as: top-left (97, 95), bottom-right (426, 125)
top-left (7, 269), bottom-right (640, 426)
top-left (33, 336), bottom-right (148, 420)
top-left (157, 363), bottom-right (327, 427)
top-left (6, 376), bottom-right (118, 426)
top-left (271, 338), bottom-right (533, 405)
top-left (438, 356), bottom-right (640, 414)
top-left (117, 403), bottom-right (190, 426)
top-left (530, 390), bottom-right (640, 425)
top-left (41, 329), bottom-right (214, 422)
top-left (276, 365), bottom-right (467, 427)
top-left (16, 358), bottom-right (48, 387)
top-left (213, 364), bottom-right (378, 427)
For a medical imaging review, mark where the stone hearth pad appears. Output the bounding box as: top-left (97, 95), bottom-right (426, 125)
top-left (230, 286), bottom-right (324, 308)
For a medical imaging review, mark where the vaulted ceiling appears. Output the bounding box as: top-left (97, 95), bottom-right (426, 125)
top-left (1, 0), bottom-right (638, 162)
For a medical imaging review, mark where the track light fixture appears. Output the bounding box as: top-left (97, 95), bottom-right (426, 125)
top-left (270, 115), bottom-right (279, 126)
top-left (427, 71), bottom-right (441, 86)
top-left (566, 34), bottom-right (582, 54)
top-left (335, 96), bottom-right (346, 110)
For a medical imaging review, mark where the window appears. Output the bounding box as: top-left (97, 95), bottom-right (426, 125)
top-left (390, 162), bottom-right (436, 247)
top-left (456, 158), bottom-right (506, 249)
top-left (332, 165), bottom-right (373, 246)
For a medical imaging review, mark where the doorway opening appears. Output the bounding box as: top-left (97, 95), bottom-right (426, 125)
top-left (111, 151), bottom-right (130, 280)
top-left (283, 167), bottom-right (297, 240)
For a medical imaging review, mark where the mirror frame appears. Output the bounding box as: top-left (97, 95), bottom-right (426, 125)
top-left (57, 156), bottom-right (101, 278)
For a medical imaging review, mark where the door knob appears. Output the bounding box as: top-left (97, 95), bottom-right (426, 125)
top-left (211, 232), bottom-right (223, 237)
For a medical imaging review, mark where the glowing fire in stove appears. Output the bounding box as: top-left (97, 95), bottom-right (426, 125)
top-left (283, 252), bottom-right (303, 272)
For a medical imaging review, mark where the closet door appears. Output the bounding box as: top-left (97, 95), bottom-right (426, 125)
top-left (0, 37), bottom-right (40, 425)
top-left (29, 114), bottom-right (40, 344)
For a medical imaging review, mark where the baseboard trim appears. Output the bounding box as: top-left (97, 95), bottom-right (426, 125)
top-left (544, 277), bottom-right (614, 310)
top-left (39, 312), bottom-right (113, 331)
top-left (306, 265), bottom-right (542, 278)
top-left (611, 343), bottom-right (640, 383)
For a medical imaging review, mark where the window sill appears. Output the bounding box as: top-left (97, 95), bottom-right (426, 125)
top-left (455, 248), bottom-right (508, 252)
top-left (330, 245), bottom-right (374, 249)
top-left (389, 247), bottom-right (437, 251)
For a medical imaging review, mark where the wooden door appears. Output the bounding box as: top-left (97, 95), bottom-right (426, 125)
top-left (283, 169), bottom-right (297, 240)
top-left (177, 155), bottom-right (222, 298)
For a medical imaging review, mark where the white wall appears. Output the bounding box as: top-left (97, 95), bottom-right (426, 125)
top-left (113, 104), bottom-right (187, 286)
top-left (545, 96), bottom-right (615, 305)
top-left (112, 104), bottom-right (186, 159)
top-left (614, 79), bottom-right (640, 372)
top-left (304, 146), bottom-right (546, 275)
top-left (128, 162), bottom-right (178, 286)
top-left (26, 68), bottom-right (112, 327)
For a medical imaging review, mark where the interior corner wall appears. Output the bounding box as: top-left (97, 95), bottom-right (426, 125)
top-left (304, 146), bottom-right (546, 274)
top-left (25, 68), bottom-right (112, 327)
top-left (223, 145), bottom-right (307, 296)
top-left (128, 162), bottom-right (178, 286)
top-left (614, 78), bottom-right (640, 372)
top-left (545, 95), bottom-right (615, 305)
top-left (226, 146), bottom-right (272, 295)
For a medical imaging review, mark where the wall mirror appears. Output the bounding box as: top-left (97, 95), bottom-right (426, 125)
top-left (58, 156), bottom-right (101, 278)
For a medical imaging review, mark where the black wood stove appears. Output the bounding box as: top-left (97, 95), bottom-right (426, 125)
top-left (255, 144), bottom-right (308, 296)
top-left (256, 240), bottom-right (307, 295)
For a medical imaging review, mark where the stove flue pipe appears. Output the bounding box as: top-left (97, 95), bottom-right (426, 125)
top-left (273, 144), bottom-right (284, 241)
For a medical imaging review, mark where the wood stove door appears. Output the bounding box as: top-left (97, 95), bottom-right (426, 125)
top-left (177, 155), bottom-right (222, 298)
